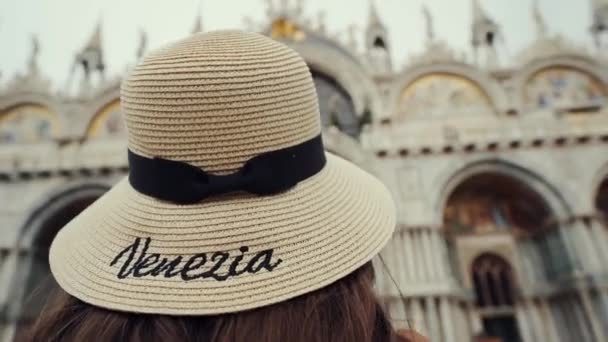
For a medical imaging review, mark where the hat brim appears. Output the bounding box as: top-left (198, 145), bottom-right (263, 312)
top-left (49, 152), bottom-right (396, 315)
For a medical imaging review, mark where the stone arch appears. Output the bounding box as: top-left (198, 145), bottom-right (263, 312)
top-left (280, 33), bottom-right (382, 119)
top-left (595, 170), bottom-right (608, 220)
top-left (85, 98), bottom-right (124, 138)
top-left (5, 181), bottom-right (110, 336)
top-left (438, 159), bottom-right (575, 281)
top-left (309, 68), bottom-right (361, 138)
top-left (471, 253), bottom-right (517, 308)
top-left (592, 161), bottom-right (608, 214)
top-left (434, 159), bottom-right (572, 225)
top-left (387, 63), bottom-right (508, 120)
top-left (81, 81), bottom-right (122, 139)
top-left (470, 253), bottom-right (522, 342)
top-left (0, 102), bottom-right (61, 143)
top-left (513, 56), bottom-right (608, 112)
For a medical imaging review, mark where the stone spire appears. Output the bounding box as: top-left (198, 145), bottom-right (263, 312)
top-left (422, 5), bottom-right (435, 43)
top-left (369, 0), bottom-right (382, 26)
top-left (86, 20), bottom-right (102, 52)
top-left (136, 28), bottom-right (147, 60)
top-left (192, 3), bottom-right (203, 34)
top-left (532, 0), bottom-right (547, 38)
top-left (317, 10), bottom-right (327, 34)
top-left (28, 34), bottom-right (40, 75)
top-left (471, 0), bottom-right (501, 67)
top-left (365, 0), bottom-right (392, 74)
top-left (74, 20), bottom-right (105, 80)
top-left (590, 0), bottom-right (608, 47)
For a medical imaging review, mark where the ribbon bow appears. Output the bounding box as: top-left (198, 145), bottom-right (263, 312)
top-left (128, 135), bottom-right (326, 204)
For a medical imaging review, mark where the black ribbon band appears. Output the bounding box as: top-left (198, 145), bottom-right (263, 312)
top-left (128, 135), bottom-right (326, 204)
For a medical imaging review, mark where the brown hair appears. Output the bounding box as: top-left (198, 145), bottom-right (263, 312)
top-left (26, 262), bottom-right (408, 342)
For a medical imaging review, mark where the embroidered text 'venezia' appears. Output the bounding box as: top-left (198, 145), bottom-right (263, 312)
top-left (110, 237), bottom-right (282, 281)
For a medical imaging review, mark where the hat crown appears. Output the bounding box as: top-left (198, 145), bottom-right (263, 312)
top-left (121, 30), bottom-right (321, 174)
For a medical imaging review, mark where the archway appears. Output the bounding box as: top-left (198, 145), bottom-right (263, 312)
top-left (524, 66), bottom-right (606, 112)
top-left (85, 98), bottom-right (125, 138)
top-left (471, 253), bottom-right (521, 342)
top-left (0, 103), bottom-right (60, 143)
top-left (8, 184), bottom-right (108, 338)
top-left (396, 72), bottom-right (493, 120)
top-left (310, 70), bottom-right (361, 138)
top-left (597, 177), bottom-right (608, 220)
top-left (443, 172), bottom-right (571, 280)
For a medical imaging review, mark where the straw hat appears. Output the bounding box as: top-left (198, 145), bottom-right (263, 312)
top-left (49, 30), bottom-right (396, 315)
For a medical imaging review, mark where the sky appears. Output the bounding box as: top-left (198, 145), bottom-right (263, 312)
top-left (0, 0), bottom-right (596, 88)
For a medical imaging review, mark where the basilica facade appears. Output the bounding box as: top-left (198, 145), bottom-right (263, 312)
top-left (1, 1), bottom-right (608, 341)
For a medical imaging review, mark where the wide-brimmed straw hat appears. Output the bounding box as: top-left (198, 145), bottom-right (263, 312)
top-left (49, 30), bottom-right (396, 315)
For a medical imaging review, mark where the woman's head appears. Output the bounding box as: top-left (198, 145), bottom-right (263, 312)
top-left (29, 262), bottom-right (401, 342)
top-left (34, 30), bottom-right (405, 341)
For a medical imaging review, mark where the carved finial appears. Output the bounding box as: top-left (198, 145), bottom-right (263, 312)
top-left (86, 20), bottom-right (103, 51)
top-left (590, 0), bottom-right (608, 48)
top-left (279, 0), bottom-right (289, 15)
top-left (264, 0), bottom-right (275, 18)
top-left (369, 0), bottom-right (381, 25)
top-left (28, 34), bottom-right (40, 74)
top-left (347, 25), bottom-right (358, 51)
top-left (77, 19), bottom-right (104, 79)
top-left (422, 5), bottom-right (435, 42)
top-left (192, 2), bottom-right (203, 34)
top-left (136, 29), bottom-right (147, 60)
top-left (532, 0), bottom-right (547, 38)
top-left (65, 18), bottom-right (105, 93)
top-left (294, 0), bottom-right (304, 17)
top-left (472, 0), bottom-right (484, 22)
top-left (471, 0), bottom-right (502, 67)
top-left (317, 10), bottom-right (326, 33)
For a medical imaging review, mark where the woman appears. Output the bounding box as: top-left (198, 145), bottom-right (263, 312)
top-left (27, 30), bottom-right (428, 342)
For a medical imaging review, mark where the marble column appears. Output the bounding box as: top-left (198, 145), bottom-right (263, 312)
top-left (569, 220), bottom-right (601, 273)
top-left (578, 287), bottom-right (607, 342)
top-left (424, 297), bottom-right (440, 342)
top-left (466, 302), bottom-right (483, 337)
top-left (411, 298), bottom-right (427, 337)
top-left (598, 289), bottom-right (608, 336)
top-left (589, 219), bottom-right (608, 271)
top-left (393, 232), bottom-right (409, 289)
top-left (402, 229), bottom-right (417, 284)
top-left (556, 223), bottom-right (583, 274)
top-left (389, 298), bottom-right (409, 331)
top-left (381, 238), bottom-right (399, 297)
top-left (0, 250), bottom-right (19, 312)
top-left (451, 302), bottom-right (471, 342)
top-left (528, 300), bottom-right (546, 342)
top-left (551, 298), bottom-right (574, 342)
top-left (431, 229), bottom-right (447, 280)
top-left (413, 230), bottom-right (430, 282)
top-left (515, 300), bottom-right (535, 342)
top-left (0, 250), bottom-right (19, 342)
top-left (538, 299), bottom-right (560, 342)
top-left (421, 229), bottom-right (437, 281)
top-left (570, 295), bottom-right (593, 342)
top-left (439, 297), bottom-right (455, 342)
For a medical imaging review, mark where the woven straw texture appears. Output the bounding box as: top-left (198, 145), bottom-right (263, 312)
top-left (49, 30), bottom-right (396, 315)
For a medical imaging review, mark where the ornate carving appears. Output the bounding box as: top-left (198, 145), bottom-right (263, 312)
top-left (471, 0), bottom-right (502, 68)
top-left (86, 99), bottom-right (125, 138)
top-left (397, 73), bottom-right (492, 119)
top-left (524, 66), bottom-right (607, 111)
top-left (516, 35), bottom-right (589, 65)
top-left (0, 104), bottom-right (58, 143)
